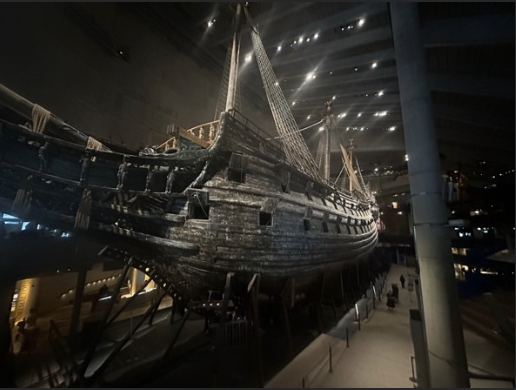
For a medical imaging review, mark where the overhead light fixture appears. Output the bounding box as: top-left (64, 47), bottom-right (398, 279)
top-left (277, 45), bottom-right (282, 52)
top-left (358, 19), bottom-right (365, 27)
top-left (371, 62), bottom-right (377, 68)
top-left (314, 33), bottom-right (319, 40)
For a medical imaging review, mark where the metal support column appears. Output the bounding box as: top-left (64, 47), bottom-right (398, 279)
top-left (279, 278), bottom-right (294, 357)
top-left (69, 265), bottom-right (87, 348)
top-left (390, 3), bottom-right (470, 387)
top-left (0, 279), bottom-right (16, 388)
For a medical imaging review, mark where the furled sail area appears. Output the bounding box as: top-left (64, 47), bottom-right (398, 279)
top-left (339, 142), bottom-right (370, 201)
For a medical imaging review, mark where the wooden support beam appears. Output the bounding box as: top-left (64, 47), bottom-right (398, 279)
top-left (88, 287), bottom-right (171, 386)
top-left (247, 274), bottom-right (263, 387)
top-left (210, 272), bottom-right (235, 387)
top-left (78, 258), bottom-right (133, 379)
top-left (279, 278), bottom-right (295, 357)
top-left (105, 269), bottom-right (157, 327)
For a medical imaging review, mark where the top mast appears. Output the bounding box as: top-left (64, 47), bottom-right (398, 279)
top-left (348, 139), bottom-right (354, 193)
top-left (225, 3), bottom-right (243, 111)
top-left (322, 100), bottom-right (333, 180)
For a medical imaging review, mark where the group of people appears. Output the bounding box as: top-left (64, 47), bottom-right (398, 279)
top-left (386, 273), bottom-right (417, 310)
top-left (15, 308), bottom-right (39, 353)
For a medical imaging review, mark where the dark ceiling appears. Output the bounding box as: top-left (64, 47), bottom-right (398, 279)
top-left (89, 3), bottom-right (516, 177)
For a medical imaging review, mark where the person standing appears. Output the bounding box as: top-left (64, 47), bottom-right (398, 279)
top-left (400, 274), bottom-right (406, 288)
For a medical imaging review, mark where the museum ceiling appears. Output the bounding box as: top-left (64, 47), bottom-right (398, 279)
top-left (65, 2), bottom-right (516, 179)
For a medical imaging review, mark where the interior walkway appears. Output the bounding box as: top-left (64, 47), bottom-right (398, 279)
top-left (266, 263), bottom-right (515, 388)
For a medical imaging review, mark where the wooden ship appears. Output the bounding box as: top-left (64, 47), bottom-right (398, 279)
top-left (0, 4), bottom-right (378, 305)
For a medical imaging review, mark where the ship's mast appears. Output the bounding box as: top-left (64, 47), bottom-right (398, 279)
top-left (225, 3), bottom-right (243, 111)
top-left (322, 100), bottom-right (332, 180)
top-left (348, 139), bottom-right (354, 193)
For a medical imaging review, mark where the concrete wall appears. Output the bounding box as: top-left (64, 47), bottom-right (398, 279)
top-left (0, 3), bottom-right (274, 150)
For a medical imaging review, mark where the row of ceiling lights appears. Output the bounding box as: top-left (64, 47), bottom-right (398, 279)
top-left (275, 17), bottom-right (366, 53)
top-left (238, 13), bottom-right (396, 134)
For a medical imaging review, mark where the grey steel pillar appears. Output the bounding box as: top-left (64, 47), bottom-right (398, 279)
top-left (0, 279), bottom-right (16, 387)
top-left (390, 3), bottom-right (470, 388)
top-left (409, 309), bottom-right (430, 388)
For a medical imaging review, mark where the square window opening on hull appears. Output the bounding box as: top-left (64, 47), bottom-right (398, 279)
top-left (189, 203), bottom-right (209, 219)
top-left (228, 168), bottom-right (246, 183)
top-left (260, 212), bottom-right (272, 226)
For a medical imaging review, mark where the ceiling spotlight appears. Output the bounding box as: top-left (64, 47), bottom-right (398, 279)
top-left (277, 45), bottom-right (282, 52)
top-left (358, 19), bottom-right (365, 27)
top-left (245, 55), bottom-right (252, 63)
top-left (378, 91), bottom-right (384, 96)
top-left (332, 95), bottom-right (336, 100)
top-left (357, 113), bottom-right (362, 117)
top-left (292, 101), bottom-right (296, 106)
top-left (314, 33), bottom-right (319, 40)
top-left (299, 37), bottom-right (304, 44)
top-left (207, 21), bottom-right (213, 28)
top-left (371, 62), bottom-right (377, 68)
top-left (389, 126), bottom-right (395, 131)
top-left (318, 126), bottom-right (325, 132)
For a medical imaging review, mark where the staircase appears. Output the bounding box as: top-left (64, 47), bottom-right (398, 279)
top-left (459, 290), bottom-right (515, 349)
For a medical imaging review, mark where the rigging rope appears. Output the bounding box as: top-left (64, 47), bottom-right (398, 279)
top-left (244, 7), bottom-right (323, 182)
top-left (265, 119), bottom-right (323, 141)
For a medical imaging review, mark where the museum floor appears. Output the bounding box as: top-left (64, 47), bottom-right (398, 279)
top-left (11, 264), bottom-right (515, 388)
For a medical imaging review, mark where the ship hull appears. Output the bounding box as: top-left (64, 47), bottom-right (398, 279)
top-left (0, 110), bottom-right (378, 301)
